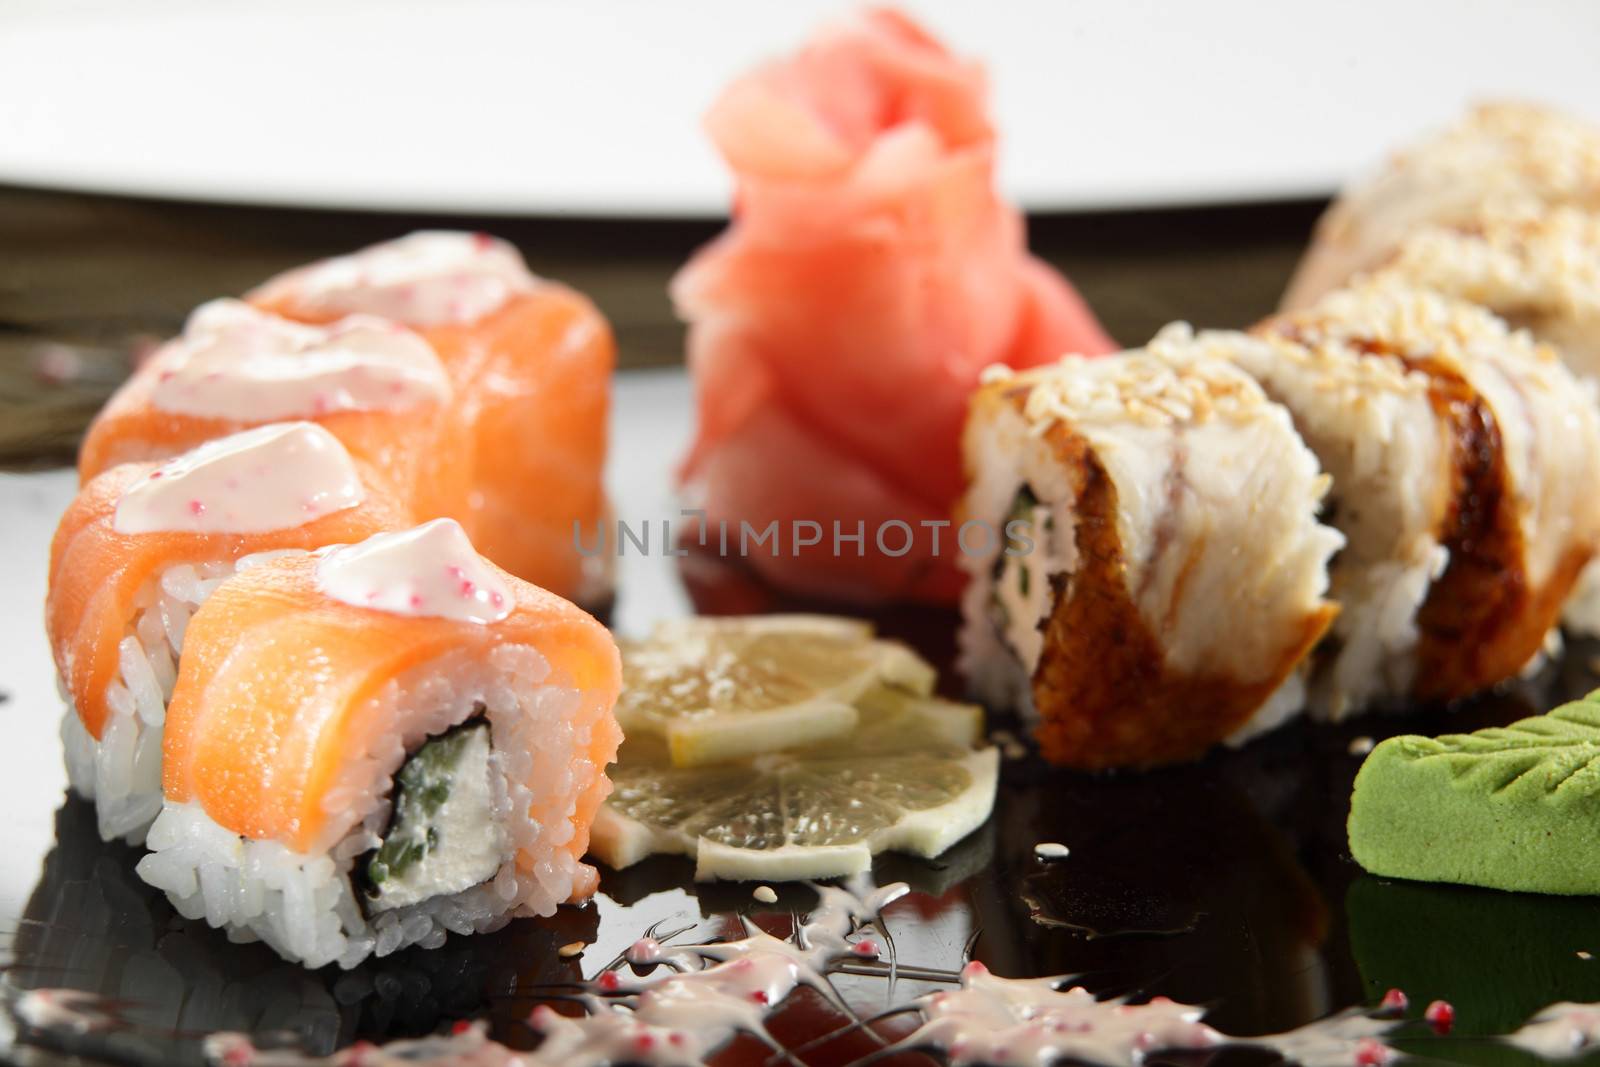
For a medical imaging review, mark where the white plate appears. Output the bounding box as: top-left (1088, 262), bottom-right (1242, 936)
top-left (0, 0), bottom-right (1597, 217)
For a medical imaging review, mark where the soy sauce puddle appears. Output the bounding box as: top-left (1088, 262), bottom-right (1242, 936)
top-left (7, 877), bottom-right (1533, 1067)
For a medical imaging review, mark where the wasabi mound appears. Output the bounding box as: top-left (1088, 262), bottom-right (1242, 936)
top-left (1349, 693), bottom-right (1600, 895)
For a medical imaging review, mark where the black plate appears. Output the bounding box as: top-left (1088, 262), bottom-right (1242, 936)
top-left (5, 371), bottom-right (1600, 1067)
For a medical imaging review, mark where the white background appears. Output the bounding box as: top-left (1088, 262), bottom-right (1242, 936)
top-left (0, 0), bottom-right (1596, 217)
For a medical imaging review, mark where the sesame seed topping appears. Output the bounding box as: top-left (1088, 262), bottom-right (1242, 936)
top-left (1010, 324), bottom-right (1270, 436)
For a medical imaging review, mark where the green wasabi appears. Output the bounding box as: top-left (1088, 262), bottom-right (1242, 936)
top-left (1348, 692), bottom-right (1600, 895)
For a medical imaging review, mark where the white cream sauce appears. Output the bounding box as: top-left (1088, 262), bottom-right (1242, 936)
top-left (113, 422), bottom-right (364, 536)
top-left (527, 879), bottom-right (909, 1066)
top-left (1505, 1002), bottom-right (1600, 1058)
top-left (11, 988), bottom-right (124, 1035)
top-left (262, 231), bottom-right (537, 327)
top-left (892, 962), bottom-right (1224, 1067)
top-left (316, 519), bottom-right (513, 623)
top-left (43, 877), bottom-right (1439, 1067)
top-left (893, 966), bottom-right (1411, 1067)
top-left (150, 300), bottom-right (451, 421)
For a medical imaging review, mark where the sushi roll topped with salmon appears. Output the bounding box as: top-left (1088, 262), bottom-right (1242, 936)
top-left (957, 326), bottom-right (1343, 769)
top-left (136, 518), bottom-right (622, 969)
top-left (252, 231), bottom-right (615, 605)
top-left (78, 299), bottom-right (469, 526)
top-left (48, 423), bottom-right (412, 842)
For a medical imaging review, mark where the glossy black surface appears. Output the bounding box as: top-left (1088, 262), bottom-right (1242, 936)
top-left (9, 377), bottom-right (1600, 1066)
top-left (12, 592), bottom-right (1600, 1067)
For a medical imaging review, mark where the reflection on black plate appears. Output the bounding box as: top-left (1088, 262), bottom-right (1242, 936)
top-left (9, 547), bottom-right (1600, 1065)
top-left (10, 799), bottom-right (595, 1065)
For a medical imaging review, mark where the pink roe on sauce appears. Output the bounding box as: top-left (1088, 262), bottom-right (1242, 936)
top-left (626, 937), bottom-right (661, 965)
top-left (1354, 1037), bottom-right (1392, 1066)
top-left (1425, 1000), bottom-right (1455, 1035)
top-left (1379, 988), bottom-right (1408, 1013)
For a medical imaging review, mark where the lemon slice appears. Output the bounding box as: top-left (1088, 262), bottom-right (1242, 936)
top-left (616, 614), bottom-right (937, 767)
top-left (590, 686), bottom-right (999, 881)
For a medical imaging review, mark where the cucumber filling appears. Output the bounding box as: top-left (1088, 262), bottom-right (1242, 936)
top-left (990, 484), bottom-right (1060, 669)
top-left (363, 720), bottom-right (508, 912)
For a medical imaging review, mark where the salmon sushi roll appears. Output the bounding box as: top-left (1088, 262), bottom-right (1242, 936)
top-left (1247, 285), bottom-right (1600, 716)
top-left (78, 299), bottom-right (468, 525)
top-left (1282, 103), bottom-right (1600, 311)
top-left (134, 519), bottom-right (622, 969)
top-left (48, 422), bottom-right (411, 843)
top-left (957, 326), bottom-right (1343, 769)
top-left (250, 232), bottom-right (614, 604)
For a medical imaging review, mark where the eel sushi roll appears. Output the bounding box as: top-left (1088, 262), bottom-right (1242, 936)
top-left (47, 422), bottom-right (410, 843)
top-left (1358, 208), bottom-right (1600, 633)
top-left (78, 299), bottom-right (468, 525)
top-left (1246, 285), bottom-right (1600, 716)
top-left (135, 519), bottom-right (622, 969)
top-left (1283, 102), bottom-right (1600, 311)
top-left (957, 326), bottom-right (1343, 769)
top-left (1363, 208), bottom-right (1600, 380)
top-left (250, 232), bottom-right (615, 604)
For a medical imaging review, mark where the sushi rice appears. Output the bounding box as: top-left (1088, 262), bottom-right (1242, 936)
top-left (136, 643), bottom-right (595, 970)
